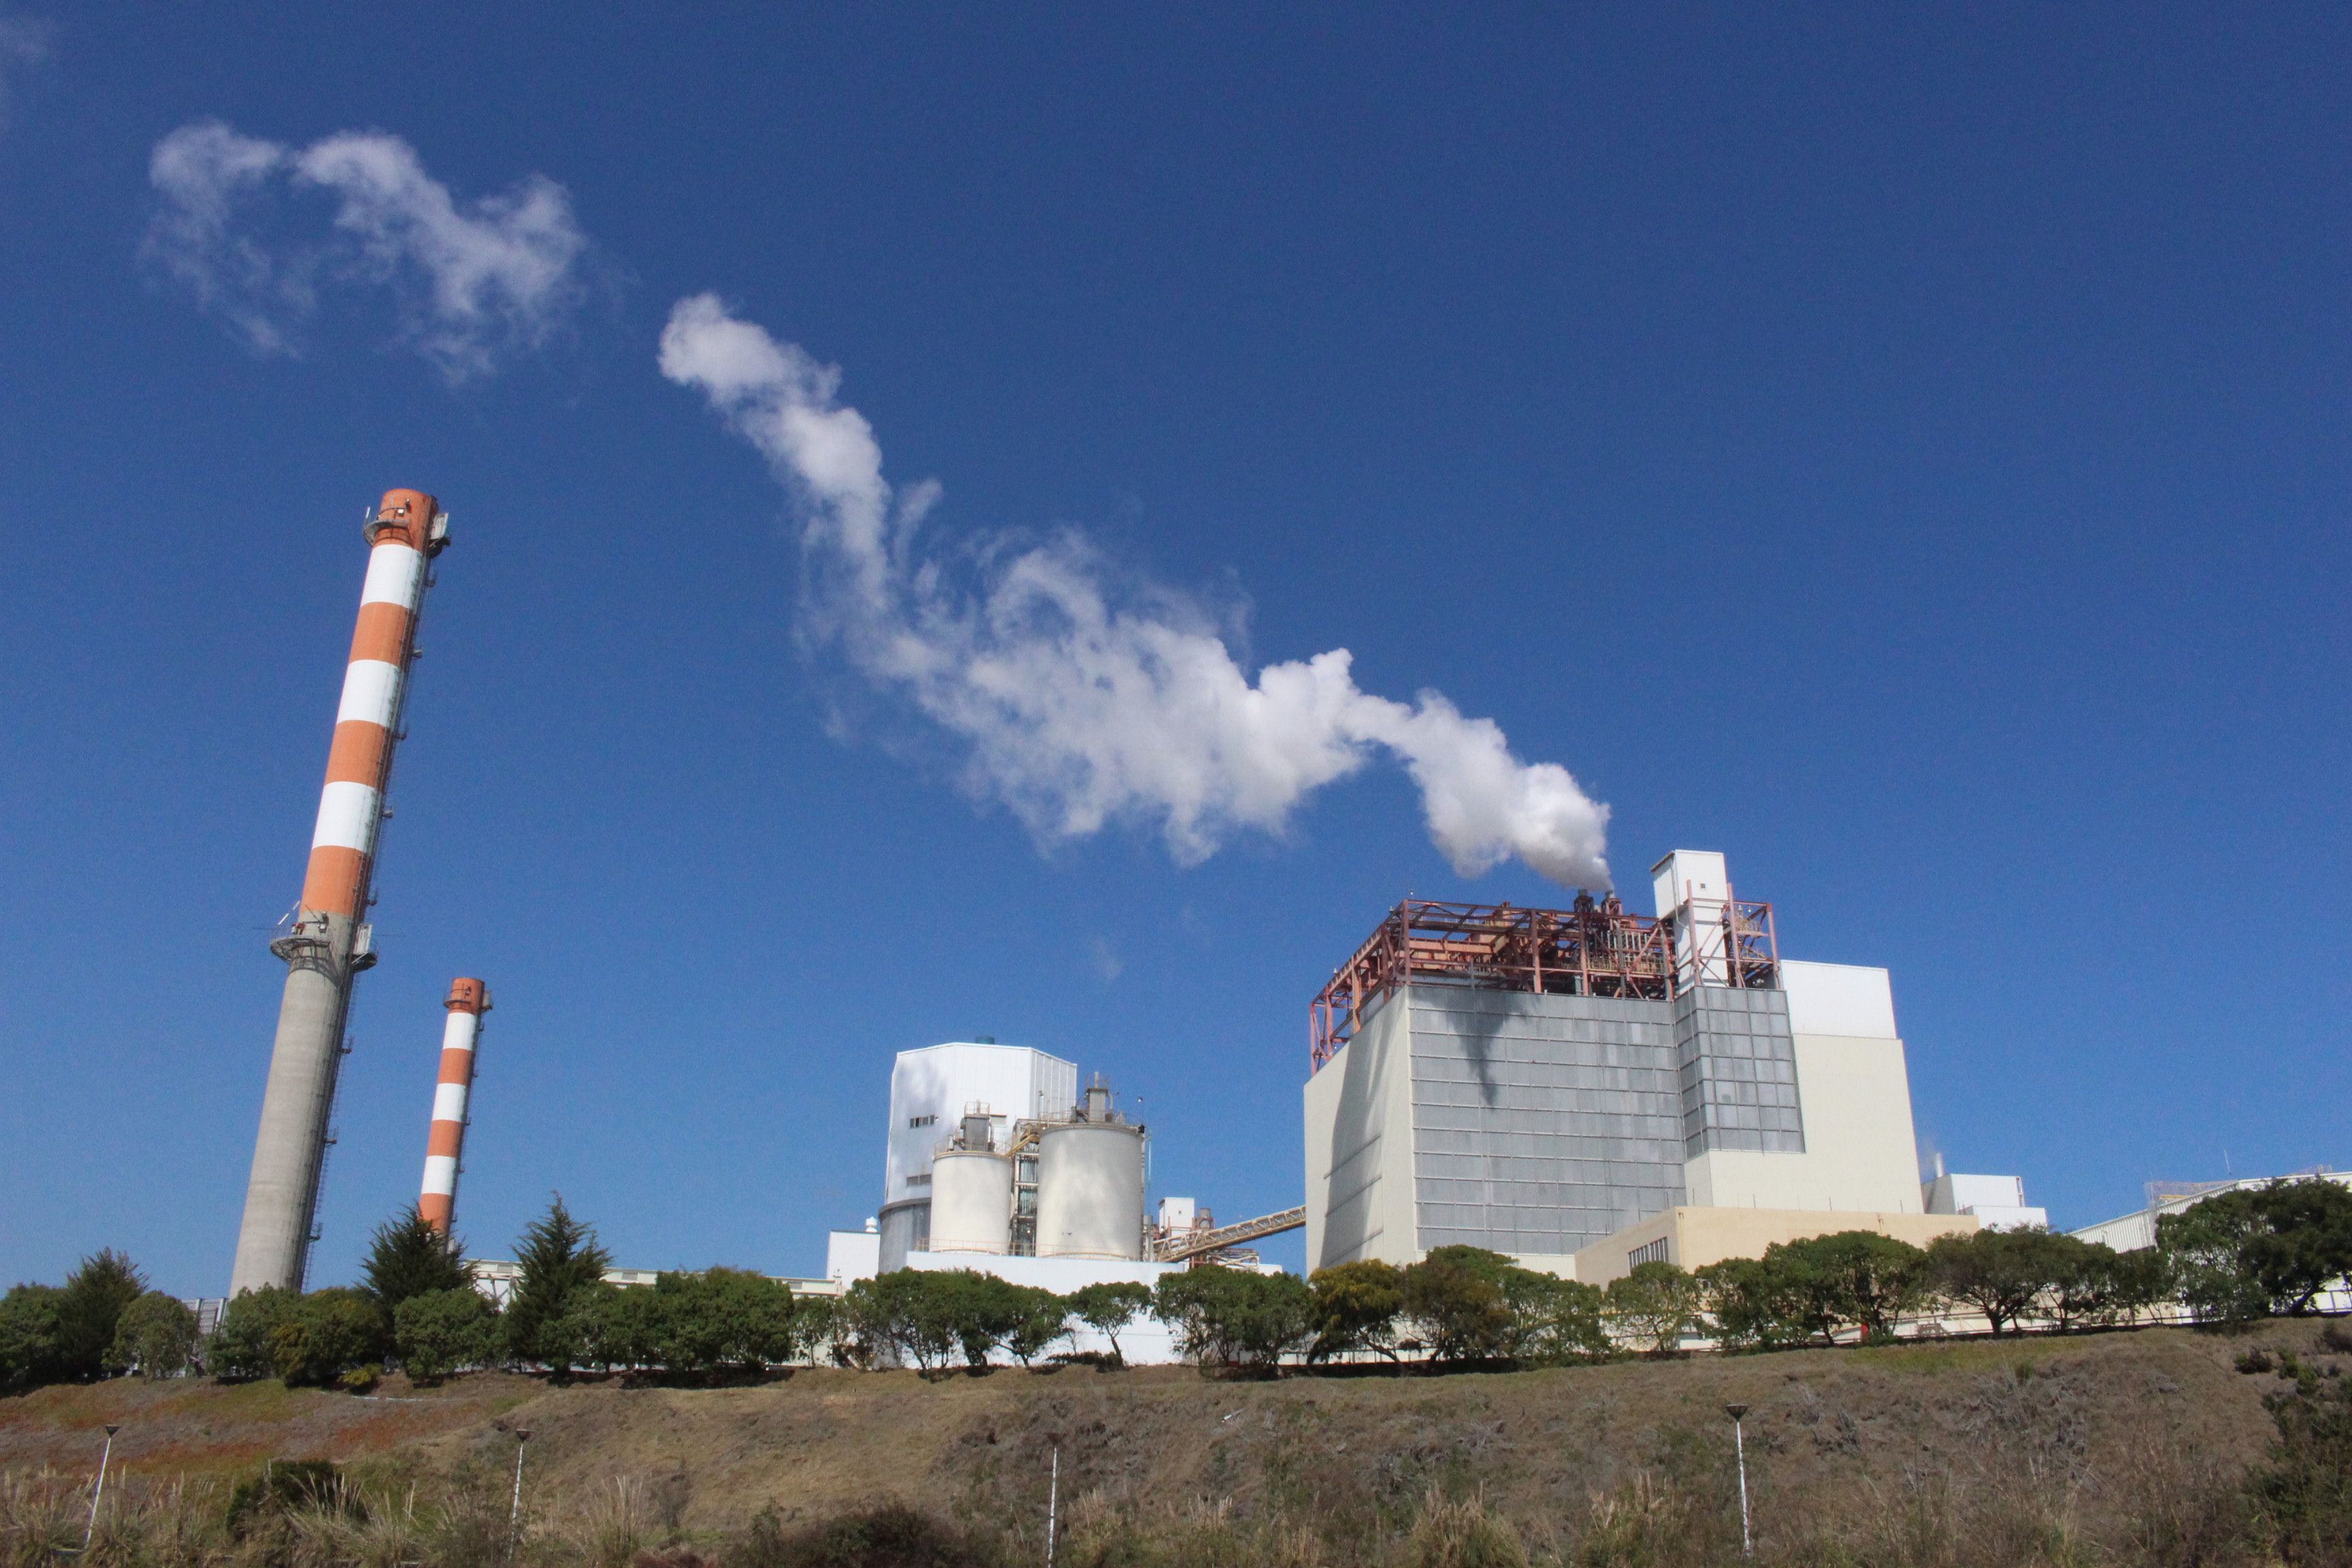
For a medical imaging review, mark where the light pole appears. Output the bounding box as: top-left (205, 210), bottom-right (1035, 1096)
top-left (1725, 1405), bottom-right (1752, 1556)
top-left (82, 1424), bottom-right (121, 1550)
top-left (1045, 1443), bottom-right (1060, 1567)
top-left (508, 1430), bottom-right (532, 1554)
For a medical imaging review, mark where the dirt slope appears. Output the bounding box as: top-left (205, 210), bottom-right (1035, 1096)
top-left (2, 1322), bottom-right (2329, 1550)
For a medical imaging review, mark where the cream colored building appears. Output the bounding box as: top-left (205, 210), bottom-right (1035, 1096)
top-left (1305, 850), bottom-right (1944, 1283)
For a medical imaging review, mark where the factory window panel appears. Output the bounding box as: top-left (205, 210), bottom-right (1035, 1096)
top-left (908, 1115), bottom-right (936, 1128)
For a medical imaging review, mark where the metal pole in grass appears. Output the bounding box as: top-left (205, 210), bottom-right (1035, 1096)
top-left (508, 1431), bottom-right (532, 1554)
top-left (83, 1424), bottom-right (120, 1550)
top-left (1045, 1443), bottom-right (1060, 1567)
top-left (1726, 1405), bottom-right (1752, 1556)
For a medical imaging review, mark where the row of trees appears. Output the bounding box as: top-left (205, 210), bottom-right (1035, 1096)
top-left (7, 1179), bottom-right (2346, 1392)
top-left (0, 1250), bottom-right (201, 1392)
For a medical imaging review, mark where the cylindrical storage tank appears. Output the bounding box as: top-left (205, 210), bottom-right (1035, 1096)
top-left (928, 1150), bottom-right (1013, 1254)
top-left (877, 1198), bottom-right (929, 1273)
top-left (1035, 1122), bottom-right (1146, 1259)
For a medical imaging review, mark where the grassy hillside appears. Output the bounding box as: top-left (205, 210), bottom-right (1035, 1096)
top-left (1, 1320), bottom-right (2338, 1566)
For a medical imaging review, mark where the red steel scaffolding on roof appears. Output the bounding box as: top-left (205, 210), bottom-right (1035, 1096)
top-left (1309, 893), bottom-right (1778, 1071)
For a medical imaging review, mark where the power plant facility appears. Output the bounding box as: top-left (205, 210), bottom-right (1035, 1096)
top-left (208, 493), bottom-right (2065, 1330)
top-left (1305, 850), bottom-right (1988, 1285)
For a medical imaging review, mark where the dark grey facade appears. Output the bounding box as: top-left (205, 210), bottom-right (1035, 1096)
top-left (1406, 981), bottom-right (1804, 1256)
top-left (1674, 985), bottom-right (1806, 1156)
top-left (1408, 987), bottom-right (1686, 1254)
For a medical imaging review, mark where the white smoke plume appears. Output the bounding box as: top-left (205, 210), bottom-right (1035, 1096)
top-left (659, 293), bottom-right (1613, 889)
top-left (144, 121), bottom-right (587, 380)
top-left (0, 10), bottom-right (52, 134)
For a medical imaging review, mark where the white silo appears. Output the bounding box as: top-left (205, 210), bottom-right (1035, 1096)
top-left (928, 1149), bottom-right (1013, 1254)
top-left (1036, 1078), bottom-right (1146, 1259)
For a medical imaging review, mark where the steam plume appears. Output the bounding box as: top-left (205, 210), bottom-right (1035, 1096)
top-left (659, 294), bottom-right (1612, 889)
top-left (145, 121), bottom-right (587, 380)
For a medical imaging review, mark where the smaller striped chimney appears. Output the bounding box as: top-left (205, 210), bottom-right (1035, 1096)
top-left (419, 978), bottom-right (491, 1232)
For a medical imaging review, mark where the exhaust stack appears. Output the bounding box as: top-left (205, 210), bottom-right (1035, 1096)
top-left (229, 489), bottom-right (447, 1296)
top-left (419, 978), bottom-right (490, 1232)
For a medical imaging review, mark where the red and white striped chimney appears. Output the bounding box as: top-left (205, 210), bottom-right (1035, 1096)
top-left (231, 489), bottom-right (449, 1297)
top-left (420, 977), bottom-right (491, 1232)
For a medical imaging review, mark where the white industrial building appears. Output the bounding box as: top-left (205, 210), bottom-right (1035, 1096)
top-left (2072, 1168), bottom-right (2351, 1252)
top-left (1923, 1161), bottom-right (2048, 1231)
top-left (1305, 851), bottom-right (1982, 1284)
top-left (875, 1040), bottom-right (1078, 1271)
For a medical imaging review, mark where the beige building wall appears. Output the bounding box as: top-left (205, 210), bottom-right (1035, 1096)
top-left (1303, 992), bottom-right (1420, 1269)
top-left (1573, 1205), bottom-right (1978, 1286)
top-left (1683, 960), bottom-right (1924, 1215)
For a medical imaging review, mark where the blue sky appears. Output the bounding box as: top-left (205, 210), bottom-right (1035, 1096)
top-left (3, 5), bottom-right (2348, 1295)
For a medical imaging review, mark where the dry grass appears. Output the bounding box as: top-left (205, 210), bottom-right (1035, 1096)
top-left (1, 1320), bottom-right (2336, 1566)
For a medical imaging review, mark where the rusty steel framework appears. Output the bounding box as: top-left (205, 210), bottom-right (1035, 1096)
top-left (1309, 894), bottom-right (1778, 1071)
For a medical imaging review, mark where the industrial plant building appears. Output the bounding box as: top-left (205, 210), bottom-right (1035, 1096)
top-left (1305, 850), bottom-right (1981, 1284)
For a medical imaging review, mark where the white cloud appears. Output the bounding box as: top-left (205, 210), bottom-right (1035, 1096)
top-left (0, 10), bottom-right (53, 134)
top-left (659, 294), bottom-right (1614, 889)
top-left (144, 121), bottom-right (587, 380)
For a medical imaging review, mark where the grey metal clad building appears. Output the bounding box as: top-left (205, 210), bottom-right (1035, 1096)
top-left (1307, 850), bottom-right (1925, 1276)
top-left (1409, 988), bottom-right (1686, 1256)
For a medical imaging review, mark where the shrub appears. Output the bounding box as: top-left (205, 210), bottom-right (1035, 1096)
top-left (0, 1284), bottom-right (66, 1392)
top-left (226, 1459), bottom-right (361, 1538)
top-left (108, 1290), bottom-right (198, 1377)
top-left (208, 1285), bottom-right (301, 1380)
top-left (651, 1267), bottom-right (802, 1376)
top-left (2247, 1355), bottom-right (2352, 1562)
top-left (267, 1287), bottom-right (385, 1386)
top-left (393, 1287), bottom-right (500, 1379)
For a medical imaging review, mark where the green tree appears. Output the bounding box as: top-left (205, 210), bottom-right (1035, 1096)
top-left (269, 1288), bottom-right (385, 1385)
top-left (361, 1209), bottom-right (473, 1324)
top-left (1401, 1247), bottom-right (1516, 1362)
top-left (651, 1268), bottom-right (801, 1376)
top-left (2044, 1233), bottom-right (2133, 1330)
top-left (1698, 1257), bottom-right (1810, 1350)
top-left (1154, 1267), bottom-right (1313, 1375)
top-left (1499, 1268), bottom-right (1609, 1364)
top-left (1927, 1227), bottom-right (2057, 1337)
top-left (208, 1286), bottom-right (301, 1380)
top-left (392, 1288), bottom-right (500, 1380)
top-left (108, 1291), bottom-right (198, 1377)
top-left (559, 1281), bottom-right (662, 1373)
top-left (1001, 1286), bottom-right (1070, 1367)
top-left (0, 1285), bottom-right (66, 1392)
top-left (56, 1250), bottom-right (146, 1380)
top-left (1066, 1279), bottom-right (1152, 1365)
top-left (1605, 1261), bottom-right (1708, 1355)
top-left (847, 1271), bottom-right (962, 1375)
top-left (1307, 1260), bottom-right (1406, 1362)
top-left (1769, 1231), bottom-right (1932, 1343)
top-left (504, 1195), bottom-right (613, 1371)
top-left (2161, 1179), bottom-right (2352, 1325)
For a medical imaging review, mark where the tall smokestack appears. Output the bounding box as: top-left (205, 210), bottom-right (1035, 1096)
top-left (419, 978), bottom-right (489, 1232)
top-left (229, 489), bottom-right (447, 1296)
